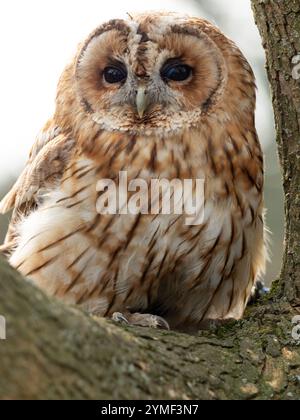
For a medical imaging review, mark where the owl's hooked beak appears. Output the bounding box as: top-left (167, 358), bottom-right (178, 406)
top-left (136, 86), bottom-right (150, 119)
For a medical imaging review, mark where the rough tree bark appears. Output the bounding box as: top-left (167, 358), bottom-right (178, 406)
top-left (251, 0), bottom-right (300, 305)
top-left (0, 0), bottom-right (299, 400)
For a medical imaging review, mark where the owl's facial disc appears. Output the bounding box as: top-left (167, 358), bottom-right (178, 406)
top-left (75, 17), bottom-right (227, 133)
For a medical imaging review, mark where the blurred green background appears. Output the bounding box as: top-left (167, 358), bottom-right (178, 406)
top-left (0, 0), bottom-right (284, 285)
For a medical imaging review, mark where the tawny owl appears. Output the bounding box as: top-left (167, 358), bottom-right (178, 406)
top-left (0, 12), bottom-right (266, 331)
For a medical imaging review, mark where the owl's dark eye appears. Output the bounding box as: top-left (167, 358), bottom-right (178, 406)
top-left (103, 66), bottom-right (127, 84)
top-left (161, 62), bottom-right (192, 82)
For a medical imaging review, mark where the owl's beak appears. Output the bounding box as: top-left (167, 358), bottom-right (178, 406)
top-left (136, 86), bottom-right (150, 119)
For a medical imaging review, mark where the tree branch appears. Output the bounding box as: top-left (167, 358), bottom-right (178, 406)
top-left (0, 257), bottom-right (299, 400)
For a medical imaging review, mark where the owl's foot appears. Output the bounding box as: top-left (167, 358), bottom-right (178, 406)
top-left (249, 280), bottom-right (270, 305)
top-left (112, 312), bottom-right (130, 325)
top-left (112, 312), bottom-right (170, 330)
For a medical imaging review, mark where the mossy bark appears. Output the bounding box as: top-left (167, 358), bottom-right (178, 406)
top-left (0, 0), bottom-right (299, 400)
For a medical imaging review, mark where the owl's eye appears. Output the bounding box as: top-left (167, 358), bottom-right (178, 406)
top-left (103, 66), bottom-right (127, 84)
top-left (161, 63), bottom-right (192, 82)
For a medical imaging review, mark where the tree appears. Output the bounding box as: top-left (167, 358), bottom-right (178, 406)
top-left (0, 0), bottom-right (299, 400)
top-left (251, 0), bottom-right (300, 306)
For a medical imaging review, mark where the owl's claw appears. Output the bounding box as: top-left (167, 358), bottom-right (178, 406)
top-left (112, 312), bottom-right (170, 330)
top-left (130, 313), bottom-right (170, 330)
top-left (112, 312), bottom-right (130, 325)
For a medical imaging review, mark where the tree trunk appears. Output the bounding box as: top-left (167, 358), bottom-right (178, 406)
top-left (0, 1), bottom-right (299, 400)
top-left (251, 0), bottom-right (300, 306)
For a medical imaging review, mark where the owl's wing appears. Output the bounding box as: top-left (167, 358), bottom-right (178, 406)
top-left (0, 122), bottom-right (75, 252)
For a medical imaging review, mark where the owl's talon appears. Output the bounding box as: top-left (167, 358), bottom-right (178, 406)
top-left (112, 312), bottom-right (130, 325)
top-left (112, 312), bottom-right (170, 330)
top-left (154, 316), bottom-right (171, 331)
top-left (128, 313), bottom-right (170, 330)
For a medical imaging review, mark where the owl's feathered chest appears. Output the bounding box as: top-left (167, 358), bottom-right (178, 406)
top-left (50, 126), bottom-right (263, 257)
top-left (75, 128), bottom-right (204, 187)
top-left (73, 124), bottom-right (263, 202)
top-left (7, 125), bottom-right (264, 328)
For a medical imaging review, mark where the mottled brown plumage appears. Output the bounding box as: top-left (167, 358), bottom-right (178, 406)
top-left (0, 12), bottom-right (266, 331)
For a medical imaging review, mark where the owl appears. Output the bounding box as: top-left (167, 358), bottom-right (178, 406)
top-left (0, 12), bottom-right (266, 331)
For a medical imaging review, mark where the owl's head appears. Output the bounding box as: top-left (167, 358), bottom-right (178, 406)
top-left (57, 12), bottom-right (255, 135)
